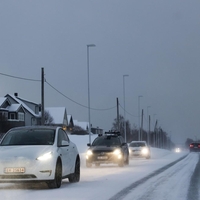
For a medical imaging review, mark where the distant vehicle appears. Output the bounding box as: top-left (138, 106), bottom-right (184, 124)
top-left (0, 126), bottom-right (80, 189)
top-left (189, 142), bottom-right (200, 152)
top-left (128, 141), bottom-right (151, 159)
top-left (86, 131), bottom-right (129, 167)
top-left (175, 147), bottom-right (181, 153)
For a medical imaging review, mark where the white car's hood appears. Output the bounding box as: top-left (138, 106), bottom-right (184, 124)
top-left (0, 145), bottom-right (53, 160)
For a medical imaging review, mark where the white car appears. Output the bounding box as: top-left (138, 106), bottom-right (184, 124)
top-left (128, 141), bottom-right (151, 159)
top-left (0, 126), bottom-right (80, 188)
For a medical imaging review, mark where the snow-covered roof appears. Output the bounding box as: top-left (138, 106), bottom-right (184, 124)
top-left (6, 104), bottom-right (22, 112)
top-left (67, 115), bottom-right (72, 124)
top-left (5, 94), bottom-right (40, 117)
top-left (45, 107), bottom-right (67, 124)
top-left (0, 97), bottom-right (8, 106)
top-left (73, 120), bottom-right (89, 130)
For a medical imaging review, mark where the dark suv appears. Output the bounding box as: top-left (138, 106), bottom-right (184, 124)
top-left (189, 142), bottom-right (200, 152)
top-left (86, 131), bottom-right (129, 167)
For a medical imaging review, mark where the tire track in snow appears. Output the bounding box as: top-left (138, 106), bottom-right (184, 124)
top-left (108, 154), bottom-right (190, 200)
top-left (187, 153), bottom-right (200, 200)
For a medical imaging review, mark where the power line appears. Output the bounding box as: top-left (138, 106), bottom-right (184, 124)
top-left (119, 103), bottom-right (138, 118)
top-left (0, 72), bottom-right (40, 82)
top-left (45, 80), bottom-right (116, 111)
top-left (0, 71), bottom-right (116, 111)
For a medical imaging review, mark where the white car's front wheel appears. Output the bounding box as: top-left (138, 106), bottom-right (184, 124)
top-left (68, 157), bottom-right (80, 183)
top-left (47, 159), bottom-right (62, 189)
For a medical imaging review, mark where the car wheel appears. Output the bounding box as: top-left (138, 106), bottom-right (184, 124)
top-left (86, 161), bottom-right (92, 168)
top-left (47, 159), bottom-right (62, 189)
top-left (68, 157), bottom-right (80, 183)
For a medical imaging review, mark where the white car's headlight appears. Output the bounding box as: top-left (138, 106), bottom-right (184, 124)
top-left (141, 148), bottom-right (149, 155)
top-left (113, 149), bottom-right (121, 155)
top-left (37, 152), bottom-right (52, 161)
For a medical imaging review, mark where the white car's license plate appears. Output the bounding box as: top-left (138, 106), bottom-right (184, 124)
top-left (4, 167), bottom-right (25, 173)
top-left (97, 156), bottom-right (108, 159)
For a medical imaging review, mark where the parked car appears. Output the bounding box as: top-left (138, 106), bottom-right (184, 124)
top-left (128, 141), bottom-right (151, 159)
top-left (86, 131), bottom-right (129, 167)
top-left (189, 142), bottom-right (200, 152)
top-left (0, 126), bottom-right (80, 188)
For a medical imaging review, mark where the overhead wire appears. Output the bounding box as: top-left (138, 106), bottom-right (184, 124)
top-left (0, 72), bottom-right (40, 82)
top-left (0, 71), bottom-right (117, 111)
top-left (45, 79), bottom-right (116, 111)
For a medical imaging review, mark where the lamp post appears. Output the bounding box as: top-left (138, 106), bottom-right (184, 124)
top-left (138, 95), bottom-right (143, 140)
top-left (87, 44), bottom-right (96, 144)
top-left (147, 106), bottom-right (151, 145)
top-left (123, 74), bottom-right (129, 142)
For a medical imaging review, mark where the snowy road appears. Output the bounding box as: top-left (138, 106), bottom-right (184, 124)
top-left (123, 153), bottom-right (199, 200)
top-left (0, 149), bottom-right (196, 200)
top-left (0, 135), bottom-right (198, 200)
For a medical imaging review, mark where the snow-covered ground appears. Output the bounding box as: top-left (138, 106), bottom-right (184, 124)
top-left (1, 134), bottom-right (197, 200)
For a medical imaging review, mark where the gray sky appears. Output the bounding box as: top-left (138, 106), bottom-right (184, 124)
top-left (0, 0), bottom-right (200, 144)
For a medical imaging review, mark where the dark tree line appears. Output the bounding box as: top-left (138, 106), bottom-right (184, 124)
top-left (111, 115), bottom-right (193, 150)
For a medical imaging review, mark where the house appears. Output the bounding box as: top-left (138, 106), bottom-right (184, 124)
top-left (45, 107), bottom-right (68, 130)
top-left (0, 95), bottom-right (27, 132)
top-left (5, 93), bottom-right (41, 126)
top-left (72, 120), bottom-right (103, 135)
top-left (67, 115), bottom-right (74, 132)
top-left (0, 93), bottom-right (103, 135)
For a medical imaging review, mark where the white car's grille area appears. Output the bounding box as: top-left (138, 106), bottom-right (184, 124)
top-left (0, 174), bottom-right (37, 179)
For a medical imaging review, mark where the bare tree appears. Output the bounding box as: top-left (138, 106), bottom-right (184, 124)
top-left (44, 110), bottom-right (54, 125)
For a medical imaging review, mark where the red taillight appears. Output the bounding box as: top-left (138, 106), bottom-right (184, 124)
top-left (198, 145), bottom-right (200, 148)
top-left (190, 144), bottom-right (194, 148)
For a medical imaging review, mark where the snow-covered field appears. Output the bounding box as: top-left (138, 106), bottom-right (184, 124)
top-left (1, 134), bottom-right (197, 200)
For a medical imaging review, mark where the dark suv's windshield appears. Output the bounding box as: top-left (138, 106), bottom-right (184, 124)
top-left (1, 129), bottom-right (55, 146)
top-left (92, 136), bottom-right (121, 146)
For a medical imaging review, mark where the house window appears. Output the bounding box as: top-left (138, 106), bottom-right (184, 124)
top-left (18, 112), bottom-right (25, 121)
top-left (0, 112), bottom-right (8, 120)
top-left (10, 113), bottom-right (15, 120)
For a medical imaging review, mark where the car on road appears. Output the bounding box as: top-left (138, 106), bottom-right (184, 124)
top-left (128, 141), bottom-right (151, 159)
top-left (0, 126), bottom-right (80, 189)
top-left (86, 131), bottom-right (129, 167)
top-left (189, 142), bottom-right (200, 152)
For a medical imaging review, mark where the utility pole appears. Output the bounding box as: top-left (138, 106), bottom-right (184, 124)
top-left (116, 98), bottom-right (119, 131)
top-left (41, 67), bottom-right (45, 125)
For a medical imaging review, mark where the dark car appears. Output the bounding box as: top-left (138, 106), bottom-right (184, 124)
top-left (86, 131), bottom-right (129, 167)
top-left (189, 142), bottom-right (200, 152)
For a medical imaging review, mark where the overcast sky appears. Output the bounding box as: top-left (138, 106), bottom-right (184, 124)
top-left (0, 0), bottom-right (200, 144)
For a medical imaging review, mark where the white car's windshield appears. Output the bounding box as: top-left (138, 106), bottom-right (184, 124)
top-left (129, 142), bottom-right (146, 147)
top-left (0, 129), bottom-right (55, 146)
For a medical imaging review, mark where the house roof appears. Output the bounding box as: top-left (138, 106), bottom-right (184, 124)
top-left (45, 107), bottom-right (67, 124)
top-left (6, 104), bottom-right (25, 112)
top-left (5, 94), bottom-right (40, 117)
top-left (73, 120), bottom-right (89, 130)
top-left (0, 97), bottom-right (10, 107)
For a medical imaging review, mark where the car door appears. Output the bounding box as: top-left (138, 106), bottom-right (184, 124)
top-left (57, 129), bottom-right (71, 175)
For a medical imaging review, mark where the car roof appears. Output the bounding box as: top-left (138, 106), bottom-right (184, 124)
top-left (7, 125), bottom-right (61, 131)
top-left (130, 141), bottom-right (146, 143)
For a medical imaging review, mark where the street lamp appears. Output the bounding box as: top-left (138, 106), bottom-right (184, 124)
top-left (123, 74), bottom-right (129, 142)
top-left (138, 95), bottom-right (143, 140)
top-left (147, 106), bottom-right (151, 145)
top-left (87, 44), bottom-right (96, 144)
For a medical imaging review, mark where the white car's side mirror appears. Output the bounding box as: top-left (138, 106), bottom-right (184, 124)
top-left (61, 140), bottom-right (69, 147)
